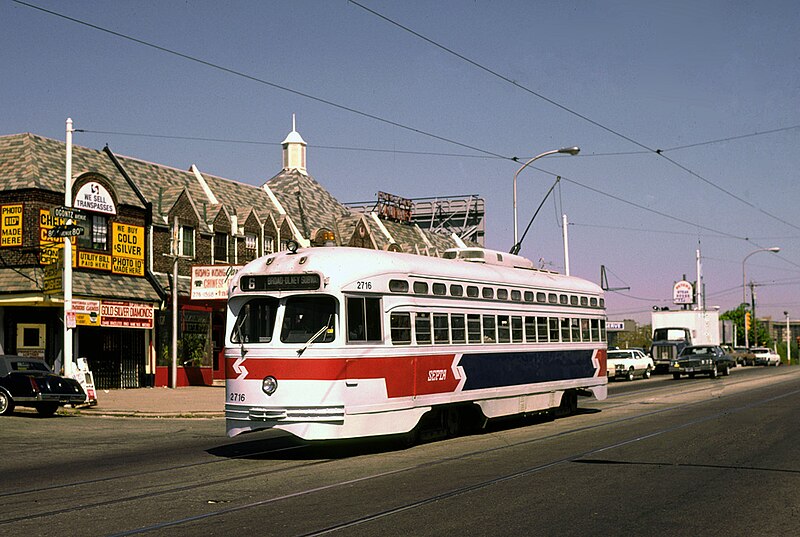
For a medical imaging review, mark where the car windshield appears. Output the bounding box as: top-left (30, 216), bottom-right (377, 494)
top-left (607, 351), bottom-right (629, 359)
top-left (681, 347), bottom-right (714, 356)
top-left (231, 297), bottom-right (279, 344)
top-left (10, 360), bottom-right (50, 372)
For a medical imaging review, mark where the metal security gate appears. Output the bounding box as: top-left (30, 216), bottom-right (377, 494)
top-left (80, 327), bottom-right (146, 389)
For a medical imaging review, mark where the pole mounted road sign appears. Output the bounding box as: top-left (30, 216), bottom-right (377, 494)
top-left (47, 225), bottom-right (84, 238)
top-left (51, 206), bottom-right (88, 222)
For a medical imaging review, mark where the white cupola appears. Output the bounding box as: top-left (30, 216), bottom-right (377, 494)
top-left (281, 114), bottom-right (307, 173)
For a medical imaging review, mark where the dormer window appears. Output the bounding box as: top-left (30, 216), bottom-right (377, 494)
top-left (213, 232), bottom-right (228, 262)
top-left (179, 225), bottom-right (195, 258)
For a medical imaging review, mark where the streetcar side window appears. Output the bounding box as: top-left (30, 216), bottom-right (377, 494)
top-left (467, 314), bottom-right (481, 343)
top-left (571, 318), bottom-right (581, 341)
top-left (525, 316), bottom-right (536, 342)
top-left (482, 315), bottom-right (496, 343)
top-left (537, 292), bottom-right (546, 303)
top-left (415, 313), bottom-right (431, 344)
top-left (600, 318), bottom-right (607, 341)
top-left (280, 296), bottom-right (337, 344)
top-left (591, 318), bottom-right (600, 341)
top-left (511, 316), bottom-right (523, 343)
top-left (389, 280), bottom-right (409, 293)
top-left (390, 312), bottom-right (411, 344)
top-left (549, 317), bottom-right (560, 342)
top-left (433, 314), bottom-right (450, 344)
top-left (581, 319), bottom-right (591, 341)
top-left (466, 286), bottom-right (479, 298)
top-left (346, 296), bottom-right (382, 342)
top-left (497, 289), bottom-right (509, 301)
top-left (524, 291), bottom-right (534, 303)
top-left (413, 282), bottom-right (428, 294)
top-left (511, 290), bottom-right (522, 302)
top-left (497, 315), bottom-right (510, 343)
top-left (231, 297), bottom-right (279, 343)
top-left (570, 295), bottom-right (579, 306)
top-left (433, 283), bottom-right (447, 296)
top-left (561, 318), bottom-right (571, 342)
top-left (482, 287), bottom-right (494, 299)
top-left (451, 314), bottom-right (466, 343)
top-left (450, 284), bottom-right (464, 297)
top-left (590, 297), bottom-right (598, 307)
top-left (537, 317), bottom-right (549, 342)
top-left (548, 293), bottom-right (558, 304)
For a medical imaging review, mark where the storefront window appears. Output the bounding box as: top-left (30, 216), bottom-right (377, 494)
top-left (77, 215), bottom-right (108, 250)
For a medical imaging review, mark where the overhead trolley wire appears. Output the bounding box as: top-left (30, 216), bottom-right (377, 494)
top-left (348, 1), bottom-right (800, 232)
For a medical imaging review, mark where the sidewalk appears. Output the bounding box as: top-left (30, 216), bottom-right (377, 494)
top-left (61, 385), bottom-right (226, 418)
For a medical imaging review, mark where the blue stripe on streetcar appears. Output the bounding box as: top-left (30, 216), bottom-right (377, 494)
top-left (459, 349), bottom-right (596, 391)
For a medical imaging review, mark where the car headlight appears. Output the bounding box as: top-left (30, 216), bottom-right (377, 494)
top-left (262, 376), bottom-right (278, 396)
top-left (671, 361), bottom-right (679, 367)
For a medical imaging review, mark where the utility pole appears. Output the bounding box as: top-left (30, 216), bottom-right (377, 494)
top-left (751, 282), bottom-right (757, 347)
top-left (63, 118), bottom-right (74, 377)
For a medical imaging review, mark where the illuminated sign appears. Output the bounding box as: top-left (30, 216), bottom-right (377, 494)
top-left (240, 273), bottom-right (321, 292)
top-left (1, 204), bottom-right (23, 247)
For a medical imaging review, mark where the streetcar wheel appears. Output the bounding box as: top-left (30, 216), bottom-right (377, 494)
top-left (626, 367), bottom-right (635, 381)
top-left (444, 407), bottom-right (461, 437)
top-left (643, 366), bottom-right (652, 379)
top-left (0, 390), bottom-right (13, 416)
top-left (555, 390), bottom-right (578, 417)
top-left (36, 403), bottom-right (59, 417)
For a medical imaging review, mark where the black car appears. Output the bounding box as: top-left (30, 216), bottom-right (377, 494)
top-left (669, 345), bottom-right (736, 379)
top-left (0, 355), bottom-right (86, 416)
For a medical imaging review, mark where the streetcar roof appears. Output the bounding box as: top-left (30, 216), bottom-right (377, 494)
top-left (231, 246), bottom-right (603, 295)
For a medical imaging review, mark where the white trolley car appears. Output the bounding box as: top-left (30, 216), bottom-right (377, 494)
top-left (225, 246), bottom-right (607, 440)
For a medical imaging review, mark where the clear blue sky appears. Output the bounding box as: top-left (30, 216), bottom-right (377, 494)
top-left (3, 0), bottom-right (799, 325)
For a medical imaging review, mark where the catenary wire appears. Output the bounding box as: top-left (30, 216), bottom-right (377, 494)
top-left (348, 1), bottom-right (800, 232)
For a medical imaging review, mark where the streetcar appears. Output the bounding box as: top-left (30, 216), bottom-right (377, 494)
top-left (225, 244), bottom-right (607, 441)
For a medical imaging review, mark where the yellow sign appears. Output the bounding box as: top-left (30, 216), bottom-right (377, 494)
top-left (73, 298), bottom-right (101, 326)
top-left (112, 256), bottom-right (144, 276)
top-left (112, 223), bottom-right (144, 260)
top-left (43, 261), bottom-right (62, 295)
top-left (1, 204), bottom-right (23, 247)
top-left (38, 209), bottom-right (76, 266)
top-left (78, 251), bottom-right (111, 271)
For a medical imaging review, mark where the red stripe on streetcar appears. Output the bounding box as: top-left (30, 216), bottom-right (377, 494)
top-left (226, 354), bottom-right (460, 398)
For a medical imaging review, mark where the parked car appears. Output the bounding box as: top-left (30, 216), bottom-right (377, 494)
top-left (607, 349), bottom-right (654, 381)
top-left (730, 346), bottom-right (755, 366)
top-left (752, 347), bottom-right (781, 366)
top-left (0, 355), bottom-right (86, 416)
top-left (670, 345), bottom-right (736, 379)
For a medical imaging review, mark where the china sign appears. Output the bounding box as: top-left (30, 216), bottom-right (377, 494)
top-left (191, 265), bottom-right (242, 300)
top-left (673, 280), bottom-right (694, 305)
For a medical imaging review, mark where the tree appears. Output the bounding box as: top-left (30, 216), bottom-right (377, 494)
top-left (720, 305), bottom-right (771, 347)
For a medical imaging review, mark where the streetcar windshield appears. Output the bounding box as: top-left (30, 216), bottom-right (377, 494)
top-left (281, 295), bottom-right (337, 344)
top-left (231, 297), bottom-right (279, 343)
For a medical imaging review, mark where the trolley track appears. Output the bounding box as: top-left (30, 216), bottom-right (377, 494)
top-left (4, 368), bottom-right (797, 536)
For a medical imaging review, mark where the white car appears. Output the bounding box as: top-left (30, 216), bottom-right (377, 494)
top-left (752, 347), bottom-right (781, 366)
top-left (607, 349), bottom-right (654, 380)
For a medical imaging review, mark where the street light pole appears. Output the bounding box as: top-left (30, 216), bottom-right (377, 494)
top-left (512, 147), bottom-right (579, 251)
top-left (785, 311), bottom-right (791, 366)
top-left (742, 246), bottom-right (780, 348)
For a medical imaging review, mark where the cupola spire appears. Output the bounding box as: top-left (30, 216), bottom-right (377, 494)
top-left (281, 113), bottom-right (307, 173)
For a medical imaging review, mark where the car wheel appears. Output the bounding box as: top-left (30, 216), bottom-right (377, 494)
top-left (722, 365), bottom-right (731, 376)
top-left (643, 366), bottom-right (652, 380)
top-left (626, 367), bottom-right (635, 381)
top-left (673, 373), bottom-right (681, 380)
top-left (0, 389), bottom-right (14, 416)
top-left (709, 365), bottom-right (718, 379)
top-left (35, 403), bottom-right (59, 417)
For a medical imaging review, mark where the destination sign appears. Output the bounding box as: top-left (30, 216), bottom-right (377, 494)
top-left (46, 225), bottom-right (84, 238)
top-left (240, 273), bottom-right (320, 292)
top-left (51, 206), bottom-right (87, 222)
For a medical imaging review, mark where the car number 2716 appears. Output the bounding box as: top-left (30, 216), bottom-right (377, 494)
top-left (229, 393), bottom-right (246, 402)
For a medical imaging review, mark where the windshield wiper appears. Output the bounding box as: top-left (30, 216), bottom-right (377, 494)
top-left (234, 312), bottom-right (249, 357)
top-left (297, 314), bottom-right (333, 356)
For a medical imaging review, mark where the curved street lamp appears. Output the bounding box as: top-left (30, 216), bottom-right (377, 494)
top-left (512, 147), bottom-right (580, 250)
top-left (742, 246), bottom-right (780, 348)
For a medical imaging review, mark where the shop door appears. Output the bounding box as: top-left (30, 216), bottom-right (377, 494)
top-left (81, 328), bottom-right (146, 389)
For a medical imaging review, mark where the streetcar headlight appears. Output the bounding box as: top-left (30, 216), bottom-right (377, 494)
top-left (262, 376), bottom-right (278, 395)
